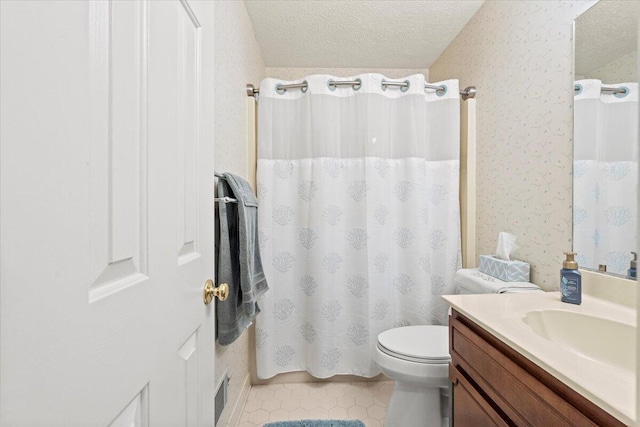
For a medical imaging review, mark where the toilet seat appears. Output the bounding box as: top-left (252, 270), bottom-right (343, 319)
top-left (377, 325), bottom-right (450, 364)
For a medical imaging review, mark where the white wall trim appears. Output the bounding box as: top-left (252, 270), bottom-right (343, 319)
top-left (226, 373), bottom-right (251, 427)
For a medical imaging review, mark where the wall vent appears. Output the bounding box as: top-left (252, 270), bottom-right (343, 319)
top-left (214, 374), bottom-right (229, 426)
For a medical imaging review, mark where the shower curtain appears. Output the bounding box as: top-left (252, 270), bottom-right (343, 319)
top-left (573, 80), bottom-right (638, 275)
top-left (255, 74), bottom-right (461, 378)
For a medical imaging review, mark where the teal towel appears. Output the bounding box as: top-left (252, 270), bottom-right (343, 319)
top-left (263, 420), bottom-right (365, 427)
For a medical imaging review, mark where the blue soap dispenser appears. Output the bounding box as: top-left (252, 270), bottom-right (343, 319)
top-left (561, 252), bottom-right (581, 305)
top-left (628, 252), bottom-right (637, 279)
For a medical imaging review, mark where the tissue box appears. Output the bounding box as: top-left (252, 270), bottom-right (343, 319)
top-left (479, 255), bottom-right (530, 282)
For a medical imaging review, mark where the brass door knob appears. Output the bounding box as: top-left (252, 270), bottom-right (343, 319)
top-left (203, 279), bottom-right (229, 305)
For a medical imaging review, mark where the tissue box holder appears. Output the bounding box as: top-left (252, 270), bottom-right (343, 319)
top-left (479, 255), bottom-right (530, 282)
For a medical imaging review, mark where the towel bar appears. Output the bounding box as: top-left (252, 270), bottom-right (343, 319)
top-left (215, 196), bottom-right (237, 204)
top-left (214, 173), bottom-right (236, 203)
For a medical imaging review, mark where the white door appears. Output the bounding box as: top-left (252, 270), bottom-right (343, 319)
top-left (0, 1), bottom-right (217, 426)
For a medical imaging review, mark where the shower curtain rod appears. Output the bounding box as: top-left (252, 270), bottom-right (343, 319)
top-left (246, 82), bottom-right (477, 100)
top-left (574, 84), bottom-right (628, 95)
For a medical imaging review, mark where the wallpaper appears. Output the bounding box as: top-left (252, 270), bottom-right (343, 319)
top-left (430, 1), bottom-right (595, 290)
top-left (214, 1), bottom-right (265, 426)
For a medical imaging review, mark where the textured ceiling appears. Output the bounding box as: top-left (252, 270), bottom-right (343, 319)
top-left (244, 0), bottom-right (485, 69)
top-left (575, 0), bottom-right (638, 77)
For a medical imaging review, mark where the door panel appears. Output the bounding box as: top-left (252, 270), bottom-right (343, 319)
top-left (0, 1), bottom-right (216, 426)
top-left (89, 0), bottom-right (149, 302)
top-left (178, 331), bottom-right (200, 427)
top-left (176, 0), bottom-right (201, 265)
top-left (108, 385), bottom-right (150, 427)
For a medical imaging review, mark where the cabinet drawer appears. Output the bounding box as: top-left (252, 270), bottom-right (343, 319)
top-left (449, 310), bottom-right (623, 427)
top-left (450, 364), bottom-right (509, 427)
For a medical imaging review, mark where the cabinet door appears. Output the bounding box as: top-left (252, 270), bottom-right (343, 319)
top-left (451, 365), bottom-right (509, 427)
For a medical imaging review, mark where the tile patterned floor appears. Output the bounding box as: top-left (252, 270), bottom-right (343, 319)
top-left (238, 381), bottom-right (394, 427)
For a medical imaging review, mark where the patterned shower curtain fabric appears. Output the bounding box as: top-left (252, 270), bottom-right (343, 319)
top-left (573, 80), bottom-right (638, 275)
top-left (255, 74), bottom-right (461, 379)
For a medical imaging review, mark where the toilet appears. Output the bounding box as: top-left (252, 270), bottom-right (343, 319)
top-left (374, 268), bottom-right (543, 427)
top-left (375, 325), bottom-right (450, 427)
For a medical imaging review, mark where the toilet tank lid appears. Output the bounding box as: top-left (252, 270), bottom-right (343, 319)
top-left (377, 325), bottom-right (449, 361)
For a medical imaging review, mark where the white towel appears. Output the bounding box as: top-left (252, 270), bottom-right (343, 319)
top-left (454, 268), bottom-right (543, 294)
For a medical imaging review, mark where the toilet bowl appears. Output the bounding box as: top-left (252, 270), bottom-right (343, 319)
top-left (375, 268), bottom-right (543, 427)
top-left (374, 325), bottom-right (450, 427)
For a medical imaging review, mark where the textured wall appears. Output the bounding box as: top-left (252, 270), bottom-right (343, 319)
top-left (214, 1), bottom-right (265, 426)
top-left (585, 50), bottom-right (638, 82)
top-left (430, 1), bottom-right (594, 290)
top-left (266, 67), bottom-right (429, 82)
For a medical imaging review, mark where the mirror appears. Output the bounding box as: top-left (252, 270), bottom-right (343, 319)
top-left (573, 0), bottom-right (639, 277)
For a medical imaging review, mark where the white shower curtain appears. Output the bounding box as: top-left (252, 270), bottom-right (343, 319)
top-left (573, 79), bottom-right (638, 274)
top-left (255, 74), bottom-right (461, 379)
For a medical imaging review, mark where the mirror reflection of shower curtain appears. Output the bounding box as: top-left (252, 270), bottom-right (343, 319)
top-left (574, 80), bottom-right (639, 275)
top-left (255, 74), bottom-right (461, 379)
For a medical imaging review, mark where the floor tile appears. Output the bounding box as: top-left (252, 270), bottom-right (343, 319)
top-left (238, 380), bottom-right (394, 426)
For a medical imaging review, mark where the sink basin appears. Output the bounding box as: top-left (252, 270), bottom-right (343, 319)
top-left (523, 309), bottom-right (636, 372)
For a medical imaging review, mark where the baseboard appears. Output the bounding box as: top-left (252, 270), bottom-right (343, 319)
top-left (226, 373), bottom-right (251, 427)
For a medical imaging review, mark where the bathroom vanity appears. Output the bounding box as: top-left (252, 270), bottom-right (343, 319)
top-left (444, 293), bottom-right (635, 426)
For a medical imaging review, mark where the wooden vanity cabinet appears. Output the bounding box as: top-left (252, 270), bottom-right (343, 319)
top-left (449, 309), bottom-right (625, 427)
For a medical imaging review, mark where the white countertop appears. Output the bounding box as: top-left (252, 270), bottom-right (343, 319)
top-left (443, 292), bottom-right (636, 425)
